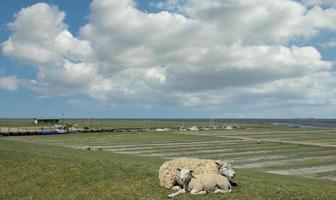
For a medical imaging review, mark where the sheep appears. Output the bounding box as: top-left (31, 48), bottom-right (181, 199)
top-left (168, 168), bottom-right (232, 198)
top-left (159, 157), bottom-right (235, 190)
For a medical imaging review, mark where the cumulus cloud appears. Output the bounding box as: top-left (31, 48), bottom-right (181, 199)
top-left (2, 3), bottom-right (96, 95)
top-left (320, 39), bottom-right (336, 47)
top-left (0, 76), bottom-right (18, 91)
top-left (182, 0), bottom-right (336, 44)
top-left (2, 0), bottom-right (336, 115)
top-left (3, 4), bottom-right (91, 64)
top-left (302, 0), bottom-right (336, 6)
top-left (152, 0), bottom-right (187, 12)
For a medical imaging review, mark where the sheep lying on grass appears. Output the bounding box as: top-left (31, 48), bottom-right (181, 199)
top-left (159, 158), bottom-right (235, 190)
top-left (168, 168), bottom-right (232, 198)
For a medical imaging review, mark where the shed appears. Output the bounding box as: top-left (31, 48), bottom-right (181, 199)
top-left (34, 117), bottom-right (60, 125)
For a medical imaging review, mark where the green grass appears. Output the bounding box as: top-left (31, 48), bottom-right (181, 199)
top-left (6, 131), bottom-right (336, 171)
top-left (2, 125), bottom-right (336, 199)
top-left (1, 137), bottom-right (336, 200)
top-left (0, 119), bottom-right (38, 127)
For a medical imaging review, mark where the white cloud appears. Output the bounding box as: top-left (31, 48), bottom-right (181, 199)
top-left (2, 3), bottom-right (95, 95)
top-left (152, 0), bottom-right (186, 12)
top-left (249, 71), bottom-right (336, 104)
top-left (2, 0), bottom-right (336, 116)
top-left (2, 3), bottom-right (92, 66)
top-left (182, 0), bottom-right (336, 44)
top-left (68, 99), bottom-right (90, 108)
top-left (320, 39), bottom-right (336, 47)
top-left (0, 76), bottom-right (18, 91)
top-left (302, 0), bottom-right (336, 6)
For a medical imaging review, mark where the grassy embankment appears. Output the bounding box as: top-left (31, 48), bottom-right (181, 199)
top-left (1, 135), bottom-right (336, 200)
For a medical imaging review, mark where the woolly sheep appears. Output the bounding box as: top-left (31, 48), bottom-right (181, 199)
top-left (168, 168), bottom-right (232, 197)
top-left (159, 157), bottom-right (235, 190)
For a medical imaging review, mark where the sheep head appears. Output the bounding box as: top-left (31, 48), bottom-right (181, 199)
top-left (215, 160), bottom-right (236, 178)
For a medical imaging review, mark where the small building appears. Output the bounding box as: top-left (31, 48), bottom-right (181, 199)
top-left (187, 126), bottom-right (199, 131)
top-left (225, 125), bottom-right (233, 130)
top-left (34, 117), bottom-right (60, 125)
top-left (156, 128), bottom-right (172, 132)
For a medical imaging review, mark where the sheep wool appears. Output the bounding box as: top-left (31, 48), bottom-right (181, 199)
top-left (159, 157), bottom-right (219, 189)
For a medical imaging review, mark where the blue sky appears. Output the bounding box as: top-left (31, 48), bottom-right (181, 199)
top-left (0, 0), bottom-right (91, 118)
top-left (0, 0), bottom-right (335, 118)
top-left (0, 0), bottom-right (207, 119)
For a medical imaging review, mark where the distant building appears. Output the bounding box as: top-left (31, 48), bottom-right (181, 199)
top-left (34, 117), bottom-right (60, 125)
top-left (187, 126), bottom-right (199, 131)
top-left (156, 128), bottom-right (172, 132)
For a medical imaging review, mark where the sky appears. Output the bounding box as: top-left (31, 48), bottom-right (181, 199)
top-left (0, 0), bottom-right (336, 119)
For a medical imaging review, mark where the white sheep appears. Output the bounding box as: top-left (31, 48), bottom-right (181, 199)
top-left (159, 157), bottom-right (235, 190)
top-left (168, 168), bottom-right (232, 198)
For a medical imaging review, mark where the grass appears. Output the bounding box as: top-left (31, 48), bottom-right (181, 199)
top-left (0, 138), bottom-right (166, 200)
top-left (1, 138), bottom-right (336, 200)
top-left (2, 123), bottom-right (336, 199)
top-left (6, 131), bottom-right (336, 168)
top-left (0, 119), bottom-right (38, 127)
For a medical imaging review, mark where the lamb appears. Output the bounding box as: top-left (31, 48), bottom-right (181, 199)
top-left (168, 168), bottom-right (232, 198)
top-left (159, 157), bottom-right (235, 190)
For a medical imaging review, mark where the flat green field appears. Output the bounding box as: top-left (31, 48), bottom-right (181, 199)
top-left (1, 125), bottom-right (336, 199)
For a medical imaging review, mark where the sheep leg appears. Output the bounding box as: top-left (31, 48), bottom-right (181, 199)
top-left (167, 189), bottom-right (186, 198)
top-left (171, 185), bottom-right (182, 191)
top-left (190, 189), bottom-right (206, 195)
top-left (214, 188), bottom-right (232, 194)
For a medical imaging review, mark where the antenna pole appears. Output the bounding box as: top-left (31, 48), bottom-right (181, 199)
top-left (61, 113), bottom-right (64, 125)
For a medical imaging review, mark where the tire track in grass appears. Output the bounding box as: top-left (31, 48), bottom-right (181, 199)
top-left (230, 155), bottom-right (289, 163)
top-left (234, 150), bottom-right (336, 166)
top-left (210, 130), bottom-right (336, 140)
top-left (200, 133), bottom-right (336, 148)
top-left (258, 139), bottom-right (336, 147)
top-left (320, 176), bottom-right (336, 182)
top-left (106, 140), bottom-right (241, 148)
top-left (306, 170), bottom-right (336, 181)
top-left (107, 142), bottom-right (276, 154)
top-left (17, 137), bottom-right (238, 148)
top-left (106, 143), bottom-right (300, 156)
top-left (127, 144), bottom-right (301, 157)
top-left (295, 134), bottom-right (336, 141)
top-left (262, 157), bottom-right (336, 179)
top-left (164, 145), bottom-right (314, 159)
top-left (163, 150), bottom-right (273, 159)
top-left (105, 145), bottom-right (277, 156)
top-left (200, 147), bottom-right (333, 162)
top-left (267, 164), bottom-right (336, 175)
top-left (235, 155), bottom-right (335, 169)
